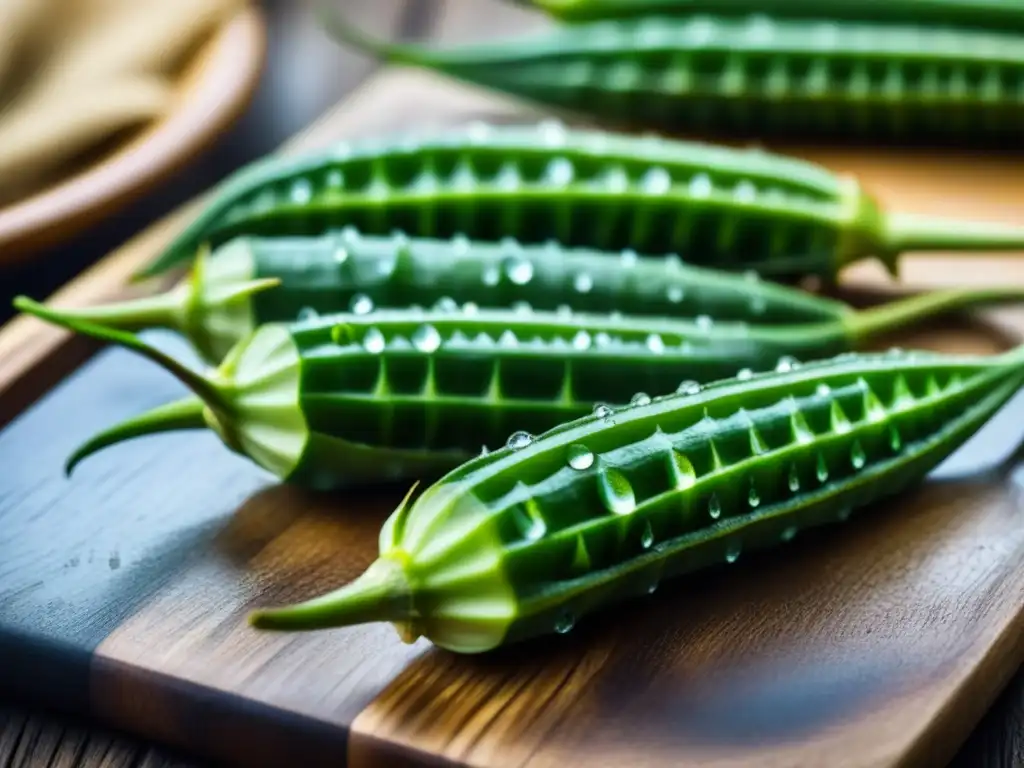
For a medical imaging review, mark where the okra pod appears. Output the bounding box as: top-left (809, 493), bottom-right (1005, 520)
top-left (13, 286), bottom-right (1024, 489)
top-left (134, 123), bottom-right (1024, 283)
top-left (249, 338), bottom-right (1024, 652)
top-left (321, 7), bottom-right (1024, 143)
top-left (517, 0), bottom-right (1024, 31)
top-left (63, 229), bottom-right (852, 363)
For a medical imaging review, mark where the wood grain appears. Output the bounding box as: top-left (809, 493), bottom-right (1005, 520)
top-left (5, 1), bottom-right (1024, 766)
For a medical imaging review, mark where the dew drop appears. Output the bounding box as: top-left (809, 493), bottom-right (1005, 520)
top-left (598, 469), bottom-right (636, 515)
top-left (889, 424), bottom-right (902, 452)
top-left (545, 157), bottom-right (575, 187)
top-left (748, 480), bottom-right (760, 508)
top-left (667, 285), bottom-right (685, 304)
top-left (593, 403), bottom-right (614, 419)
top-left (362, 327), bottom-right (386, 354)
top-left (695, 314), bottom-right (713, 331)
top-left (620, 249), bottom-right (639, 267)
top-left (725, 541), bottom-right (742, 563)
top-left (412, 324), bottom-right (442, 353)
top-left (333, 246), bottom-right (350, 264)
top-left (788, 464), bottom-right (801, 492)
top-left (689, 173), bottom-right (713, 197)
top-left (631, 392), bottom-right (652, 407)
top-left (297, 306), bottom-right (319, 322)
top-left (646, 334), bottom-right (666, 354)
top-left (708, 493), bottom-right (722, 520)
top-left (775, 355), bottom-right (799, 373)
top-left (737, 368), bottom-right (754, 381)
top-left (556, 304), bottom-right (573, 318)
top-left (567, 444), bottom-right (595, 471)
top-left (749, 296), bottom-right (768, 315)
top-left (781, 525), bottom-right (798, 542)
top-left (677, 380), bottom-right (702, 395)
top-left (554, 609), bottom-right (575, 634)
top-left (734, 180), bottom-right (757, 202)
top-left (512, 300), bottom-right (532, 315)
top-left (507, 431), bottom-right (534, 450)
top-left (642, 166), bottom-right (672, 194)
top-left (499, 330), bottom-right (518, 348)
top-left (572, 330), bottom-right (592, 350)
top-left (816, 453), bottom-right (829, 483)
top-left (503, 256), bottom-right (535, 285)
top-left (482, 264), bottom-right (501, 286)
top-left (462, 301), bottom-right (479, 315)
top-left (432, 296), bottom-right (459, 313)
top-left (640, 521), bottom-right (655, 549)
top-left (816, 383), bottom-right (831, 397)
top-left (349, 293), bottom-right (374, 315)
top-left (595, 331), bottom-right (613, 347)
top-left (574, 272), bottom-right (594, 293)
top-left (647, 580), bottom-right (659, 595)
top-left (850, 439), bottom-right (866, 470)
top-left (290, 179), bottom-right (313, 204)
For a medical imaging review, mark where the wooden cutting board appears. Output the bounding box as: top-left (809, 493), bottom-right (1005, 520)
top-left (8, 53), bottom-right (1024, 768)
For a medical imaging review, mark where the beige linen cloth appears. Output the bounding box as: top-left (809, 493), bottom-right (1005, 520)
top-left (0, 0), bottom-right (245, 206)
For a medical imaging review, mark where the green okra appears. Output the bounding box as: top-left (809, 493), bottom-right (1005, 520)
top-left (516, 0), bottom-right (1024, 30)
top-left (133, 123), bottom-right (1024, 284)
top-left (59, 229), bottom-right (853, 363)
top-left (12, 285), bottom-right (1024, 490)
top-left (247, 337), bottom-right (1024, 653)
top-left (320, 5), bottom-right (1024, 144)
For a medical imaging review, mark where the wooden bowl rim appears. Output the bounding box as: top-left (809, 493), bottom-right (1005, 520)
top-left (0, 4), bottom-right (267, 265)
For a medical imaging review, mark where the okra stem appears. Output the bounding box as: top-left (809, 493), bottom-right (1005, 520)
top-left (249, 557), bottom-right (413, 631)
top-left (884, 212), bottom-right (1024, 256)
top-left (844, 287), bottom-right (1024, 344)
top-left (64, 397), bottom-right (207, 476)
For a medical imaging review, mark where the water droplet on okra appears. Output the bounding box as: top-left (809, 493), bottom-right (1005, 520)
top-left (503, 256), bottom-right (534, 285)
top-left (748, 480), bottom-right (760, 508)
top-left (708, 493), bottom-right (722, 520)
top-left (297, 306), bottom-right (319, 322)
top-left (737, 368), bottom-right (754, 381)
top-left (567, 444), bottom-right (595, 471)
top-left (554, 609), bottom-right (575, 634)
top-left (514, 501), bottom-right (546, 541)
top-left (725, 541), bottom-right (742, 563)
top-left (677, 380), bottom-right (701, 395)
top-left (290, 179), bottom-right (313, 203)
top-left (850, 440), bottom-right (866, 470)
top-left (572, 330), bottom-right (592, 350)
top-left (349, 293), bottom-right (374, 315)
top-left (499, 330), bottom-right (518, 348)
top-left (412, 324), bottom-right (442, 353)
top-left (776, 355), bottom-right (799, 373)
top-left (689, 173), bottom-right (713, 197)
top-left (641, 166), bottom-right (672, 194)
top-left (574, 272), bottom-right (594, 293)
top-left (362, 327), bottom-right (386, 354)
top-left (645, 334), bottom-right (666, 354)
top-left (640, 521), bottom-right (654, 549)
top-left (630, 392), bottom-right (652, 407)
top-left (433, 296), bottom-right (459, 313)
top-left (695, 314), bottom-right (713, 331)
top-left (816, 383), bottom-right (831, 397)
top-left (593, 403), bottom-right (613, 419)
top-left (666, 285), bottom-right (685, 304)
top-left (620, 249), bottom-right (639, 267)
top-left (507, 431), bottom-right (534, 451)
top-left (734, 180), bottom-right (757, 202)
top-left (333, 246), bottom-right (349, 264)
top-left (886, 423), bottom-right (902, 452)
top-left (599, 469), bottom-right (636, 515)
top-left (816, 453), bottom-right (829, 483)
top-left (482, 265), bottom-right (500, 286)
top-left (788, 464), bottom-right (800, 492)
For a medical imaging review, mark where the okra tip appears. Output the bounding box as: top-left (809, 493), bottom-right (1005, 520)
top-left (248, 556), bottom-right (414, 635)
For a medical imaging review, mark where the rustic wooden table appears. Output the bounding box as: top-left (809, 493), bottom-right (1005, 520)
top-left (5, 1), bottom-right (1024, 766)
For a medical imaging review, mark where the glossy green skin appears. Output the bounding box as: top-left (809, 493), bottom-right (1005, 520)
top-left (136, 123), bottom-right (880, 281)
top-left (248, 230), bottom-right (851, 326)
top-left (372, 344), bottom-right (1024, 650)
top-left (520, 0), bottom-right (1024, 29)
top-left (281, 306), bottom-right (891, 489)
top-left (334, 15), bottom-right (1024, 143)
